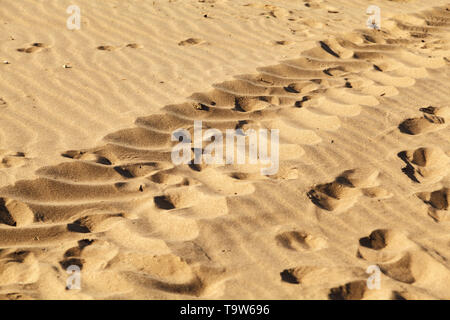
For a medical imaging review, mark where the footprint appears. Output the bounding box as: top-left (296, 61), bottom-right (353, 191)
top-left (416, 187), bottom-right (449, 222)
top-left (70, 239), bottom-right (118, 273)
top-left (399, 106), bottom-right (449, 135)
top-left (0, 98), bottom-right (7, 108)
top-left (97, 43), bottom-right (143, 51)
top-left (244, 3), bottom-right (291, 18)
top-left (303, 0), bottom-right (324, 9)
top-left (307, 168), bottom-right (391, 212)
top-left (71, 213), bottom-right (125, 233)
top-left (358, 229), bottom-right (450, 298)
top-left (271, 40), bottom-right (292, 46)
top-left (153, 187), bottom-right (229, 219)
top-left (126, 43), bottom-right (143, 49)
top-left (328, 280), bottom-right (393, 300)
top-left (154, 188), bottom-right (209, 210)
top-left (0, 250), bottom-right (39, 286)
top-left (276, 230), bottom-right (327, 251)
top-left (0, 198), bottom-right (34, 227)
top-left (178, 38), bottom-right (204, 46)
top-left (358, 229), bottom-right (411, 261)
top-left (62, 149), bottom-right (113, 165)
top-left (97, 45), bottom-right (116, 51)
top-left (281, 266), bottom-right (356, 285)
top-left (17, 43), bottom-right (49, 53)
top-left (280, 265), bottom-right (393, 299)
top-left (0, 150), bottom-right (27, 169)
top-left (328, 280), bottom-right (369, 300)
top-left (398, 147), bottom-right (450, 183)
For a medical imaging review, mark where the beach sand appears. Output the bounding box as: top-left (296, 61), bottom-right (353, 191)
top-left (0, 0), bottom-right (449, 299)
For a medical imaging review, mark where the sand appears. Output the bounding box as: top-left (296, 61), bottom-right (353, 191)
top-left (0, 0), bottom-right (449, 299)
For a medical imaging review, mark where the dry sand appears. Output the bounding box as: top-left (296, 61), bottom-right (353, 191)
top-left (0, 0), bottom-right (449, 299)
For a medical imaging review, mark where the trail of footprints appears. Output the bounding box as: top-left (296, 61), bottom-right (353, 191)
top-left (357, 229), bottom-right (450, 299)
top-left (398, 106), bottom-right (449, 223)
top-left (97, 43), bottom-right (143, 51)
top-left (322, 228), bottom-right (450, 300)
top-left (15, 42), bottom-right (142, 55)
top-left (292, 5), bottom-right (450, 299)
top-left (0, 5), bottom-right (449, 298)
top-left (16, 42), bottom-right (50, 54)
top-left (280, 228), bottom-right (450, 300)
top-left (398, 146), bottom-right (449, 222)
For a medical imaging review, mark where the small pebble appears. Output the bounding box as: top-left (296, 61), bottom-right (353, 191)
top-left (3, 61), bottom-right (10, 64)
top-left (63, 64), bottom-right (72, 69)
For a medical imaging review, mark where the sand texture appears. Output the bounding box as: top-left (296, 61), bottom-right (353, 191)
top-left (0, 0), bottom-right (449, 299)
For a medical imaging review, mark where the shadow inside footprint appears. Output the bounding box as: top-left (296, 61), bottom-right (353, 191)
top-left (319, 41), bottom-right (340, 58)
top-left (67, 223), bottom-right (90, 233)
top-left (397, 151), bottom-right (420, 183)
top-left (399, 106), bottom-right (446, 135)
top-left (114, 166), bottom-right (134, 178)
top-left (328, 280), bottom-right (367, 300)
top-left (97, 45), bottom-right (115, 51)
top-left (280, 269), bottom-right (300, 284)
top-left (154, 196), bottom-right (175, 210)
top-left (358, 236), bottom-right (372, 248)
